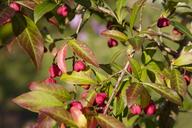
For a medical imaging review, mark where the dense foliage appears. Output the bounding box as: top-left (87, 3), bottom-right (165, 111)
top-left (0, 0), bottom-right (192, 128)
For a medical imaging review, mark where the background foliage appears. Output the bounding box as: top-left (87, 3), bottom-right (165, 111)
top-left (0, 0), bottom-right (192, 128)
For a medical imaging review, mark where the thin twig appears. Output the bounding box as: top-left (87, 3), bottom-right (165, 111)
top-left (103, 61), bottom-right (130, 114)
top-left (139, 6), bottom-right (144, 32)
top-left (76, 14), bottom-right (83, 34)
top-left (143, 33), bottom-right (178, 56)
top-left (99, 70), bottom-right (123, 85)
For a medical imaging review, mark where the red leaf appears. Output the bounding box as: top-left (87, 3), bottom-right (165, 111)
top-left (34, 113), bottom-right (56, 128)
top-left (56, 44), bottom-right (68, 73)
top-left (0, 7), bottom-right (15, 25)
top-left (68, 39), bottom-right (99, 67)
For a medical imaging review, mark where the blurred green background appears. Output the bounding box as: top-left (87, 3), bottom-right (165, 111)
top-left (1, 0), bottom-right (192, 128)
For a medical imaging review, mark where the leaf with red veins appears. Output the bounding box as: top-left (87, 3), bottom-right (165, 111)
top-left (16, 16), bottom-right (44, 69)
top-left (0, 7), bottom-right (15, 25)
top-left (68, 39), bottom-right (99, 67)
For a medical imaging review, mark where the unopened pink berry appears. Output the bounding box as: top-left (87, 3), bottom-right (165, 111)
top-left (44, 77), bottom-right (56, 84)
top-left (157, 17), bottom-right (170, 28)
top-left (95, 93), bottom-right (107, 106)
top-left (70, 101), bottom-right (83, 111)
top-left (74, 60), bottom-right (86, 72)
top-left (57, 5), bottom-right (68, 17)
top-left (9, 2), bottom-right (21, 12)
top-left (49, 64), bottom-right (62, 78)
top-left (108, 38), bottom-right (118, 48)
top-left (130, 104), bottom-right (142, 115)
top-left (144, 102), bottom-right (156, 116)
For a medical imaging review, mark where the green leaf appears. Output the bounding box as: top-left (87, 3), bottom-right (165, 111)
top-left (13, 91), bottom-right (64, 112)
top-left (29, 82), bottom-right (71, 101)
top-left (143, 83), bottom-right (182, 105)
top-left (129, 58), bottom-right (142, 79)
top-left (40, 107), bottom-right (78, 128)
top-left (16, 16), bottom-right (44, 69)
top-left (11, 13), bottom-right (27, 36)
top-left (128, 36), bottom-right (144, 50)
top-left (170, 69), bottom-right (187, 97)
top-left (68, 39), bottom-right (99, 67)
top-left (129, 0), bottom-right (146, 34)
top-left (34, 0), bottom-right (57, 23)
top-left (116, 0), bottom-right (127, 24)
top-left (61, 71), bottom-right (97, 85)
top-left (74, 0), bottom-right (91, 8)
top-left (96, 114), bottom-right (126, 128)
top-left (126, 83), bottom-right (143, 106)
top-left (101, 30), bottom-right (128, 41)
top-left (113, 96), bottom-right (125, 116)
top-left (92, 69), bottom-right (107, 83)
top-left (171, 21), bottom-right (192, 40)
top-left (82, 89), bottom-right (96, 107)
top-left (172, 52), bottom-right (192, 66)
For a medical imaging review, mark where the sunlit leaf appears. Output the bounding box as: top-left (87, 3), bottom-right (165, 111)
top-left (113, 96), bottom-right (125, 116)
top-left (170, 69), bottom-right (187, 97)
top-left (129, 0), bottom-right (147, 34)
top-left (29, 82), bottom-right (71, 101)
top-left (143, 83), bottom-right (182, 105)
top-left (172, 52), bottom-right (192, 66)
top-left (101, 30), bottom-right (128, 41)
top-left (70, 107), bottom-right (87, 128)
top-left (129, 58), bottom-right (142, 79)
top-left (96, 114), bottom-right (126, 128)
top-left (13, 91), bottom-right (64, 112)
top-left (68, 39), bottom-right (99, 67)
top-left (92, 69), bottom-right (107, 83)
top-left (171, 21), bottom-right (192, 40)
top-left (61, 71), bottom-right (97, 84)
top-left (16, 16), bottom-right (44, 69)
top-left (128, 36), bottom-right (144, 51)
top-left (116, 0), bottom-right (127, 24)
top-left (34, 0), bottom-right (57, 23)
top-left (40, 107), bottom-right (78, 128)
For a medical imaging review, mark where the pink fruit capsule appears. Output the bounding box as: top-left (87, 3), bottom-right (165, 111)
top-left (130, 104), bottom-right (142, 115)
top-left (73, 60), bottom-right (86, 72)
top-left (57, 5), bottom-right (68, 17)
top-left (157, 17), bottom-right (170, 28)
top-left (48, 64), bottom-right (62, 78)
top-left (70, 101), bottom-right (83, 111)
top-left (95, 93), bottom-right (107, 106)
top-left (108, 38), bottom-right (118, 48)
top-left (9, 2), bottom-right (21, 12)
top-left (144, 102), bottom-right (156, 116)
